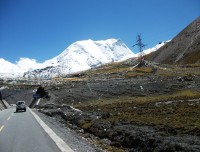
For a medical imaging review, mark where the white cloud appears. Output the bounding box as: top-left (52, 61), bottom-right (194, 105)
top-left (0, 58), bottom-right (43, 74)
top-left (0, 58), bottom-right (20, 73)
top-left (16, 58), bottom-right (42, 71)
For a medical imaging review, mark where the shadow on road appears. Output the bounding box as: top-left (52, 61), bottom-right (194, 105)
top-left (14, 111), bottom-right (26, 113)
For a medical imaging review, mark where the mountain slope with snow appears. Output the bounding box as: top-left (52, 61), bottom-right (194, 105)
top-left (23, 39), bottom-right (136, 78)
top-left (140, 40), bottom-right (170, 55)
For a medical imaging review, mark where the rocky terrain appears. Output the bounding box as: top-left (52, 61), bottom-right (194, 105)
top-left (0, 85), bottom-right (38, 106)
top-left (0, 101), bottom-right (5, 111)
top-left (1, 59), bottom-right (198, 151)
top-left (32, 59), bottom-right (199, 151)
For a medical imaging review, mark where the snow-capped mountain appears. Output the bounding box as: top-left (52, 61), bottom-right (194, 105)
top-left (23, 39), bottom-right (136, 78)
top-left (0, 39), bottom-right (169, 79)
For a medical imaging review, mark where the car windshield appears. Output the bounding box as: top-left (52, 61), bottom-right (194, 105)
top-left (17, 102), bottom-right (24, 105)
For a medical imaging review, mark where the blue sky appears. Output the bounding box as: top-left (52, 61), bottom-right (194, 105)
top-left (0, 0), bottom-right (199, 63)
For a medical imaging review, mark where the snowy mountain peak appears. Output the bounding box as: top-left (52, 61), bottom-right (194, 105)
top-left (23, 39), bottom-right (136, 78)
top-left (42, 39), bottom-right (132, 67)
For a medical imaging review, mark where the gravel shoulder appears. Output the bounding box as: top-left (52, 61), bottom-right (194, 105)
top-left (34, 110), bottom-right (104, 152)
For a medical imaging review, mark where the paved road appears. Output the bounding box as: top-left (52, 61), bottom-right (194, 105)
top-left (0, 106), bottom-right (62, 152)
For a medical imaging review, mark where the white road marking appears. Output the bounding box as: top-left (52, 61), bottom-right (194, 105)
top-left (36, 98), bottom-right (41, 105)
top-left (0, 125), bottom-right (4, 132)
top-left (7, 117), bottom-right (11, 121)
top-left (29, 108), bottom-right (74, 152)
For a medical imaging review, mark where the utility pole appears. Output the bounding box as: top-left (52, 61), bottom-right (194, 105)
top-left (133, 34), bottom-right (147, 67)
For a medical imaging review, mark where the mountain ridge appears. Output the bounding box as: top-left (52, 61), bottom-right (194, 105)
top-left (146, 16), bottom-right (200, 64)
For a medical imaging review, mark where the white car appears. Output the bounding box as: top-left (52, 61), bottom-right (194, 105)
top-left (16, 101), bottom-right (26, 112)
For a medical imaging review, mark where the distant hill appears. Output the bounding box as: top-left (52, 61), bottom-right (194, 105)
top-left (146, 16), bottom-right (200, 64)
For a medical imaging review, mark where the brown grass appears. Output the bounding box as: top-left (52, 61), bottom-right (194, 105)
top-left (75, 89), bottom-right (200, 132)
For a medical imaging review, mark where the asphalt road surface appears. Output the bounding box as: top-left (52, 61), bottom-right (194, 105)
top-left (0, 106), bottom-right (64, 152)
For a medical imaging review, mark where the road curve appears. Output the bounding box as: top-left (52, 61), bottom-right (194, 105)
top-left (0, 106), bottom-right (71, 152)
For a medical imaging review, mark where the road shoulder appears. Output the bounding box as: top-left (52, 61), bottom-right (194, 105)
top-left (31, 109), bottom-right (102, 152)
top-left (29, 108), bottom-right (74, 152)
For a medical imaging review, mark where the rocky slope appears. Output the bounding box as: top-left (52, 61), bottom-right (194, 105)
top-left (0, 100), bottom-right (5, 110)
top-left (1, 59), bottom-right (200, 151)
top-left (0, 85), bottom-right (38, 106)
top-left (146, 16), bottom-right (200, 64)
top-left (35, 60), bottom-right (200, 151)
